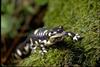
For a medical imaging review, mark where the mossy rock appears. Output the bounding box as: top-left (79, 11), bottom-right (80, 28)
top-left (17, 0), bottom-right (100, 66)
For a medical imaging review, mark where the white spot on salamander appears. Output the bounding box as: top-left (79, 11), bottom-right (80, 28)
top-left (16, 49), bottom-right (22, 56)
top-left (24, 44), bottom-right (29, 51)
top-left (73, 36), bottom-right (78, 41)
top-left (44, 30), bottom-right (48, 34)
top-left (68, 33), bottom-right (72, 36)
top-left (30, 38), bottom-right (34, 46)
top-left (48, 32), bottom-right (51, 36)
top-left (34, 29), bottom-right (39, 35)
top-left (73, 34), bottom-right (80, 41)
top-left (35, 41), bottom-right (39, 45)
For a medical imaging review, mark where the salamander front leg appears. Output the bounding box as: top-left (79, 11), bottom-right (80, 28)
top-left (39, 44), bottom-right (47, 55)
top-left (29, 38), bottom-right (37, 53)
top-left (65, 32), bottom-right (81, 41)
top-left (72, 33), bottom-right (81, 41)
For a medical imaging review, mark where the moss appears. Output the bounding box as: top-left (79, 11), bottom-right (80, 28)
top-left (18, 0), bottom-right (100, 66)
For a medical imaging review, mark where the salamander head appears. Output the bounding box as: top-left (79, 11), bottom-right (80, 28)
top-left (48, 26), bottom-right (66, 43)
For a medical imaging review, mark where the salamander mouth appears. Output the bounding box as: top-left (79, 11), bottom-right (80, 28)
top-left (55, 37), bottom-right (62, 40)
top-left (49, 33), bottom-right (66, 43)
top-left (50, 36), bottom-right (63, 43)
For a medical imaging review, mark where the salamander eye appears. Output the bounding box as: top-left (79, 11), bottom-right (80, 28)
top-left (51, 31), bottom-right (53, 33)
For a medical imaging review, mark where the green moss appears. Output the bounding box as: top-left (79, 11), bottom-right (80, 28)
top-left (18, 0), bottom-right (100, 66)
